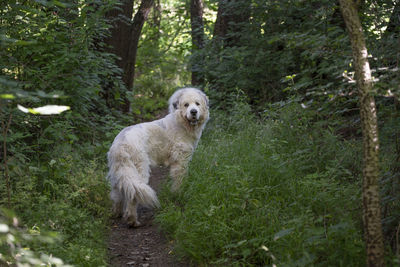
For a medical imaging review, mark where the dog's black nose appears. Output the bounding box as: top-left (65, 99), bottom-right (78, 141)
top-left (190, 109), bottom-right (197, 115)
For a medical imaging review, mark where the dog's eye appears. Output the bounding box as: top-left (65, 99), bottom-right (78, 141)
top-left (196, 102), bottom-right (200, 106)
top-left (184, 103), bottom-right (189, 107)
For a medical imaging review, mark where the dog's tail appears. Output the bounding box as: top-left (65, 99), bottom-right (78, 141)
top-left (109, 166), bottom-right (160, 209)
top-left (123, 177), bottom-right (160, 208)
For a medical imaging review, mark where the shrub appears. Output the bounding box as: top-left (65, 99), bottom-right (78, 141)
top-left (156, 103), bottom-right (366, 266)
top-left (1, 146), bottom-right (112, 266)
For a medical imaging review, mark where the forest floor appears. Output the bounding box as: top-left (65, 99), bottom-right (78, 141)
top-left (107, 166), bottom-right (190, 267)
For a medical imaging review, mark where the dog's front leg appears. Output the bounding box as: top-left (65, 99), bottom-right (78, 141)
top-left (170, 149), bottom-right (193, 191)
top-left (169, 143), bottom-right (194, 191)
top-left (169, 161), bottom-right (188, 192)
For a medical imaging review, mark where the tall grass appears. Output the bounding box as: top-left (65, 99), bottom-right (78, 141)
top-left (156, 103), bottom-right (366, 266)
top-left (0, 114), bottom-right (123, 266)
top-left (6, 147), bottom-right (111, 266)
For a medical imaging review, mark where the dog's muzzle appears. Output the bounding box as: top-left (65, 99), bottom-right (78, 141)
top-left (187, 108), bottom-right (199, 125)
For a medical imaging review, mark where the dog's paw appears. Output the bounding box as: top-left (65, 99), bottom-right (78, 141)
top-left (126, 218), bottom-right (142, 228)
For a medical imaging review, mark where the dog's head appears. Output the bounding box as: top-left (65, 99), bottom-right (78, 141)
top-left (168, 88), bottom-right (209, 126)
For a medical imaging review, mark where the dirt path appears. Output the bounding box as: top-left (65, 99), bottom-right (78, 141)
top-left (107, 167), bottom-right (189, 267)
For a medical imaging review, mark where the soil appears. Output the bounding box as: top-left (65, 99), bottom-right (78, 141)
top-left (107, 166), bottom-right (190, 267)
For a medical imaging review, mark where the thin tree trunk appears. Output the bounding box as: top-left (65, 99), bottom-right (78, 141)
top-left (339, 1), bottom-right (385, 266)
top-left (190, 0), bottom-right (205, 86)
top-left (123, 0), bottom-right (154, 96)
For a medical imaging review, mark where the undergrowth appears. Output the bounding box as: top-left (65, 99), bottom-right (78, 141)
top-left (0, 110), bottom-right (130, 266)
top-left (11, 153), bottom-right (110, 266)
top-left (156, 103), bottom-right (369, 266)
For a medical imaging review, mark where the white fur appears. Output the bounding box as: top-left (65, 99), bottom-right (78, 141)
top-left (107, 88), bottom-right (209, 226)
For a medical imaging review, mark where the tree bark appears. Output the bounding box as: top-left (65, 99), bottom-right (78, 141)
top-left (213, 0), bottom-right (228, 41)
top-left (213, 0), bottom-right (250, 47)
top-left (190, 0), bottom-right (205, 86)
top-left (339, 1), bottom-right (385, 266)
top-left (123, 0), bottom-right (154, 91)
top-left (105, 0), bottom-right (134, 70)
top-left (209, 0), bottom-right (250, 95)
top-left (105, 0), bottom-right (154, 112)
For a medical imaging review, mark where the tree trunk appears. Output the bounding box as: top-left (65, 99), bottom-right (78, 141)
top-left (122, 0), bottom-right (154, 112)
top-left (103, 0), bottom-right (134, 109)
top-left (105, 0), bottom-right (154, 112)
top-left (339, 1), bottom-right (385, 266)
top-left (213, 0), bottom-right (228, 41)
top-left (210, 0), bottom-right (250, 96)
top-left (213, 0), bottom-right (250, 47)
top-left (190, 0), bottom-right (205, 86)
top-left (105, 0), bottom-right (134, 70)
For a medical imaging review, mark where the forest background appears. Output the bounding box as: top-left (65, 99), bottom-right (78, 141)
top-left (0, 0), bottom-right (399, 266)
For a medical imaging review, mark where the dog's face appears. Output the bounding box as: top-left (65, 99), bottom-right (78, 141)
top-left (172, 89), bottom-right (209, 126)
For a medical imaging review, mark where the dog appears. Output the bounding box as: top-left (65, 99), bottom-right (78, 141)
top-left (107, 87), bottom-right (209, 226)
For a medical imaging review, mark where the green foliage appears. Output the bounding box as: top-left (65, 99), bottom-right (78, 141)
top-left (188, 0), bottom-right (400, 118)
top-left (0, 0), bottom-right (125, 112)
top-left (134, 0), bottom-right (192, 101)
top-left (0, 89), bottom-right (128, 265)
top-left (0, 137), bottom-right (113, 266)
top-left (194, 0), bottom-right (351, 108)
top-left (0, 1), bottom-right (131, 264)
top-left (156, 104), bottom-right (370, 266)
top-left (378, 101), bottom-right (400, 254)
top-left (0, 209), bottom-right (70, 266)
top-left (1, 0), bottom-right (399, 265)
top-left (131, 93), bottom-right (169, 120)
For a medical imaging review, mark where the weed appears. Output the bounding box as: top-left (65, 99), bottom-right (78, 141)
top-left (156, 103), bottom-right (366, 266)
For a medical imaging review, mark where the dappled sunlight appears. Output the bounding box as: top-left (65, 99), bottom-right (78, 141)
top-left (17, 104), bottom-right (70, 115)
top-left (1, 0), bottom-right (398, 265)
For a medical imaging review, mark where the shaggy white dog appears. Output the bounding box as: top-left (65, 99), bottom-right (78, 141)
top-left (107, 88), bottom-right (209, 226)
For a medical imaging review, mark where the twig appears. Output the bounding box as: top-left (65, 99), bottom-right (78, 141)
top-left (2, 113), bottom-right (12, 208)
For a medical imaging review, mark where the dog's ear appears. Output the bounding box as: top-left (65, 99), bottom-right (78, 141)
top-left (168, 89), bottom-right (184, 113)
top-left (204, 95), bottom-right (209, 107)
top-left (198, 90), bottom-right (209, 107)
top-left (173, 101), bottom-right (179, 110)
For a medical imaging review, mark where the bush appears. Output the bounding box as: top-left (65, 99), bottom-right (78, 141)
top-left (0, 144), bottom-right (112, 266)
top-left (0, 106), bottom-right (126, 265)
top-left (156, 103), bottom-right (366, 266)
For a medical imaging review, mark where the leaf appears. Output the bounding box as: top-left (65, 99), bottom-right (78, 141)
top-left (13, 40), bottom-right (38, 46)
top-left (242, 248), bottom-right (251, 257)
top-left (273, 228), bottom-right (294, 241)
top-left (53, 0), bottom-right (67, 8)
top-left (0, 94), bottom-right (15, 99)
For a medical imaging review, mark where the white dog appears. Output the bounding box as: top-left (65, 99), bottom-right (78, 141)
top-left (107, 88), bottom-right (209, 226)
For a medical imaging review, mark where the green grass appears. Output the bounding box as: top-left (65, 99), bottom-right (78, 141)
top-left (156, 103), bottom-right (366, 266)
top-left (0, 138), bottom-right (113, 266)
